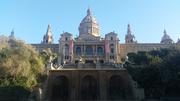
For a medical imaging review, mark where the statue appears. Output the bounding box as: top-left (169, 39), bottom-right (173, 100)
top-left (121, 56), bottom-right (134, 68)
top-left (121, 56), bottom-right (129, 68)
top-left (79, 56), bottom-right (85, 64)
top-left (51, 63), bottom-right (63, 70)
top-left (96, 58), bottom-right (100, 64)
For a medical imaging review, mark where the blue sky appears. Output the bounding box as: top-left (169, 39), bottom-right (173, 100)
top-left (0, 0), bottom-right (180, 43)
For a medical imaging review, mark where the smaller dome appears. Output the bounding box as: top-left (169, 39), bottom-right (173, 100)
top-left (177, 38), bottom-right (180, 44)
top-left (161, 30), bottom-right (173, 44)
top-left (161, 30), bottom-right (171, 41)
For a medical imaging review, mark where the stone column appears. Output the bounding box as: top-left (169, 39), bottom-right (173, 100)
top-left (95, 44), bottom-right (97, 56)
top-left (71, 71), bottom-right (79, 100)
top-left (99, 71), bottom-right (107, 100)
top-left (83, 44), bottom-right (85, 56)
top-left (81, 45), bottom-right (83, 55)
top-left (92, 45), bottom-right (95, 56)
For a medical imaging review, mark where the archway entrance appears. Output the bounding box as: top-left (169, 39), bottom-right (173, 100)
top-left (51, 76), bottom-right (69, 101)
top-left (81, 75), bottom-right (99, 100)
top-left (109, 75), bottom-right (126, 100)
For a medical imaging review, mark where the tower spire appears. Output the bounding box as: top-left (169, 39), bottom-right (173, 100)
top-left (47, 24), bottom-right (52, 35)
top-left (125, 24), bottom-right (137, 43)
top-left (42, 24), bottom-right (54, 44)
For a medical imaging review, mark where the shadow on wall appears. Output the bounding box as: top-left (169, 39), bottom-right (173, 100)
top-left (0, 86), bottom-right (30, 101)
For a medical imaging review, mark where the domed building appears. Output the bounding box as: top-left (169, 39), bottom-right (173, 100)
top-left (58, 8), bottom-right (120, 64)
top-left (28, 8), bottom-right (180, 101)
top-left (79, 8), bottom-right (100, 38)
top-left (161, 29), bottom-right (173, 44)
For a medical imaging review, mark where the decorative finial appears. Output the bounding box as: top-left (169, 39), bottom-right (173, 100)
top-left (48, 24), bottom-right (51, 30)
top-left (11, 29), bottom-right (14, 36)
top-left (127, 23), bottom-right (131, 35)
top-left (164, 29), bottom-right (167, 35)
top-left (9, 29), bottom-right (15, 39)
top-left (87, 7), bottom-right (92, 15)
top-left (46, 24), bottom-right (52, 35)
top-left (128, 23), bottom-right (130, 27)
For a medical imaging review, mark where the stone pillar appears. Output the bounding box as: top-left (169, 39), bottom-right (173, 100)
top-left (99, 71), bottom-right (107, 100)
top-left (83, 44), bottom-right (85, 56)
top-left (47, 73), bottom-right (53, 101)
top-left (71, 71), bottom-right (79, 100)
top-left (95, 44), bottom-right (97, 56)
top-left (81, 45), bottom-right (83, 55)
top-left (69, 39), bottom-right (74, 63)
top-left (105, 39), bottom-right (110, 62)
top-left (93, 45), bottom-right (95, 56)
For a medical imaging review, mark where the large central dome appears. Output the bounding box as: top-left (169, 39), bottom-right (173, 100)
top-left (78, 8), bottom-right (100, 38)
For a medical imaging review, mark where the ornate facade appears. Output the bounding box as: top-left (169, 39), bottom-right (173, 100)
top-left (30, 8), bottom-right (179, 101)
top-left (31, 8), bottom-right (179, 64)
top-left (58, 8), bottom-right (121, 64)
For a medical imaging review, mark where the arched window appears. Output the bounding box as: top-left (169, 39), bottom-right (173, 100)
top-left (86, 46), bottom-right (93, 55)
top-left (76, 47), bottom-right (81, 55)
top-left (97, 47), bottom-right (103, 55)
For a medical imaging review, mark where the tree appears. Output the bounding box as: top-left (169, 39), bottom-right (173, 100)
top-left (127, 48), bottom-right (180, 99)
top-left (0, 35), bottom-right (9, 50)
top-left (0, 37), bottom-right (45, 89)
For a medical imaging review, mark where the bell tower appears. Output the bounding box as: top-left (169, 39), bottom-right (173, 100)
top-left (125, 24), bottom-right (137, 43)
top-left (42, 24), bottom-right (54, 44)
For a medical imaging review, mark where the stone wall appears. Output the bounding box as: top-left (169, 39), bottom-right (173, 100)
top-left (119, 43), bottom-right (178, 60)
top-left (46, 69), bottom-right (135, 101)
top-left (31, 44), bottom-right (59, 53)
